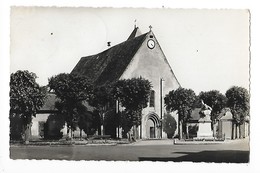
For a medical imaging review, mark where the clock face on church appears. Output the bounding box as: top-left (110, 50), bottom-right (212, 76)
top-left (147, 39), bottom-right (155, 49)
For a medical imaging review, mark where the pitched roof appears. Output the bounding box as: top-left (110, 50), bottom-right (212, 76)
top-left (37, 93), bottom-right (94, 112)
top-left (218, 108), bottom-right (232, 120)
top-left (71, 32), bottom-right (148, 86)
top-left (37, 93), bottom-right (59, 113)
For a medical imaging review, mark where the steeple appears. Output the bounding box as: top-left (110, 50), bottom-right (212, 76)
top-left (127, 20), bottom-right (142, 40)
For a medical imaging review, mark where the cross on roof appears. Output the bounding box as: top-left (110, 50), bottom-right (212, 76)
top-left (149, 25), bottom-right (152, 31)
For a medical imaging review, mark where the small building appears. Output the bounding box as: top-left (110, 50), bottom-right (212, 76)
top-left (217, 109), bottom-right (249, 139)
top-left (31, 93), bottom-right (96, 139)
top-left (31, 93), bottom-right (70, 139)
top-left (31, 93), bottom-right (59, 139)
top-left (217, 109), bottom-right (233, 139)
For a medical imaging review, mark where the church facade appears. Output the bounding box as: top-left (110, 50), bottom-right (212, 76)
top-left (71, 26), bottom-right (180, 139)
top-left (29, 26), bottom-right (180, 140)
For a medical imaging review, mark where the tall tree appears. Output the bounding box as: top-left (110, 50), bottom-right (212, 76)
top-left (103, 108), bottom-right (119, 138)
top-left (198, 90), bottom-right (227, 137)
top-left (88, 84), bottom-right (114, 135)
top-left (10, 70), bottom-right (46, 143)
top-left (113, 77), bottom-right (152, 140)
top-left (77, 103), bottom-right (97, 139)
top-left (198, 90), bottom-right (227, 121)
top-left (48, 73), bottom-right (93, 139)
top-left (225, 86), bottom-right (250, 138)
top-left (119, 110), bottom-right (132, 139)
top-left (164, 87), bottom-right (196, 139)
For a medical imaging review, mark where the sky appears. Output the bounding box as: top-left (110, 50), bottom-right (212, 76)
top-left (10, 7), bottom-right (250, 94)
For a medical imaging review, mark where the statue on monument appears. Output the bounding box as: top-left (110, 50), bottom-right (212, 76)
top-left (199, 100), bottom-right (212, 121)
top-left (196, 100), bottom-right (214, 139)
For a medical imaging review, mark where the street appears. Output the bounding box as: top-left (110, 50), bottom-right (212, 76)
top-left (10, 138), bottom-right (249, 163)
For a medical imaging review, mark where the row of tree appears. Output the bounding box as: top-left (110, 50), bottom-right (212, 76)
top-left (10, 70), bottom-right (152, 142)
top-left (164, 87), bottom-right (250, 139)
top-left (10, 70), bottom-right (249, 142)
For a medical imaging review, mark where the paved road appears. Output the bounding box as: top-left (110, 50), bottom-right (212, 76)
top-left (10, 138), bottom-right (249, 162)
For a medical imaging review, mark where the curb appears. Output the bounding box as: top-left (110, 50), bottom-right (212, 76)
top-left (173, 141), bottom-right (225, 145)
top-left (10, 141), bottom-right (130, 147)
top-left (173, 138), bottom-right (249, 145)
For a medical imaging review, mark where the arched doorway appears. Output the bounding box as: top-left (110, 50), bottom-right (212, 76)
top-left (145, 113), bottom-right (160, 139)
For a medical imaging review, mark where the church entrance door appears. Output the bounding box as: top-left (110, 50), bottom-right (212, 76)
top-left (150, 127), bottom-right (155, 138)
top-left (145, 113), bottom-right (160, 139)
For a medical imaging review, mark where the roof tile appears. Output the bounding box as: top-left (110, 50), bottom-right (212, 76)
top-left (71, 32), bottom-right (148, 86)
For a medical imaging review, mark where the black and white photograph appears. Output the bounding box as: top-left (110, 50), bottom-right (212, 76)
top-left (2, 1), bottom-right (260, 172)
top-left (8, 7), bottom-right (250, 162)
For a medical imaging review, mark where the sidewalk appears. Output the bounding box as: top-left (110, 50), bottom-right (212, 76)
top-left (130, 137), bottom-right (249, 146)
top-left (10, 138), bottom-right (130, 146)
top-left (131, 139), bottom-right (174, 146)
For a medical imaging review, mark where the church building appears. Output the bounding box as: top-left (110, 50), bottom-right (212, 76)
top-left (71, 25), bottom-right (181, 139)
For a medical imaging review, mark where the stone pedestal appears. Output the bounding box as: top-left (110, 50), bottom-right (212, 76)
top-left (196, 113), bottom-right (213, 139)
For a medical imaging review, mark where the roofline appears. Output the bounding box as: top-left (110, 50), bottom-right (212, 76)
top-left (71, 47), bottom-right (113, 74)
top-left (118, 30), bottom-right (181, 87)
top-left (72, 32), bottom-right (149, 74)
top-left (149, 30), bottom-right (181, 87)
top-left (72, 28), bottom-right (181, 88)
top-left (118, 32), bottom-right (149, 80)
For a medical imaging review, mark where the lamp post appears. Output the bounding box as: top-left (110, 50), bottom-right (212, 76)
top-left (160, 77), bottom-right (164, 139)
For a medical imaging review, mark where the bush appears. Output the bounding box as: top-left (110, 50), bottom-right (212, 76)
top-left (162, 113), bottom-right (177, 139)
top-left (44, 114), bottom-right (65, 140)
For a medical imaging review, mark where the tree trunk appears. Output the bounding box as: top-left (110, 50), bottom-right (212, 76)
top-left (98, 126), bottom-right (101, 135)
top-left (133, 125), bottom-right (137, 141)
top-left (101, 112), bottom-right (105, 135)
top-left (80, 129), bottom-right (82, 140)
top-left (127, 132), bottom-right (130, 141)
top-left (179, 120), bottom-right (183, 139)
top-left (240, 124), bottom-right (242, 138)
top-left (24, 124), bottom-right (31, 144)
top-left (101, 125), bottom-right (104, 135)
top-left (67, 126), bottom-right (70, 139)
top-left (237, 124), bottom-right (240, 139)
top-left (186, 123), bottom-right (189, 139)
top-left (67, 126), bottom-right (72, 140)
top-left (212, 121), bottom-right (217, 138)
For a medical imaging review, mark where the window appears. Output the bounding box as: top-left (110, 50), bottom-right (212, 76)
top-left (149, 90), bottom-right (155, 107)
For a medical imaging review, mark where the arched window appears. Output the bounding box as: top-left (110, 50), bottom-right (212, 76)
top-left (149, 90), bottom-right (155, 107)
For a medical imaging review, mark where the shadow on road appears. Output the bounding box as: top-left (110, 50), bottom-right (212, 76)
top-left (139, 150), bottom-right (249, 163)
